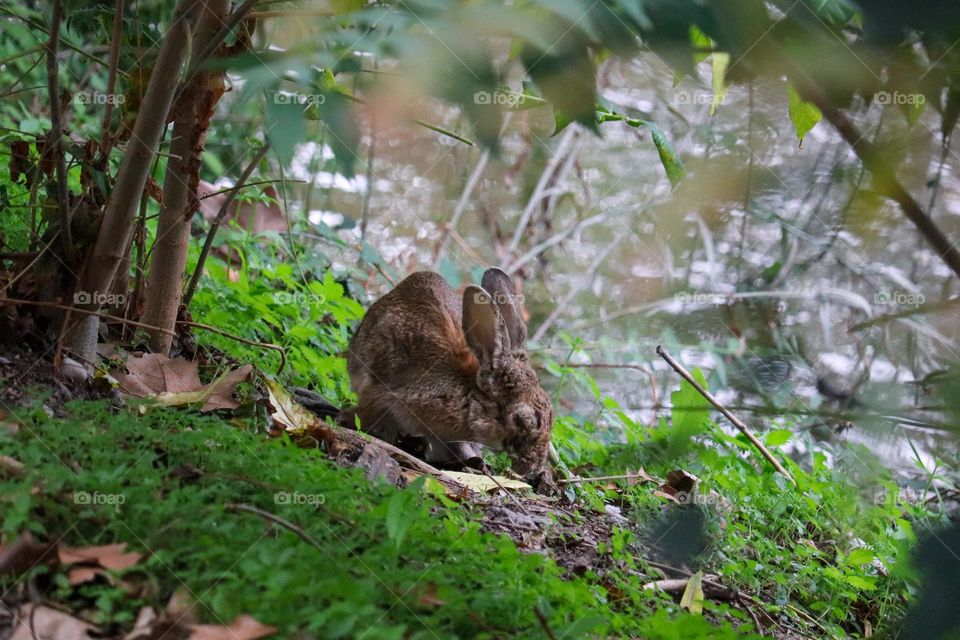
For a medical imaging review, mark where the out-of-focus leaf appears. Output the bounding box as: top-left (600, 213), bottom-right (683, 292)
top-left (680, 571), bottom-right (705, 614)
top-left (787, 83), bottom-right (821, 144)
top-left (649, 122), bottom-right (686, 186)
top-left (710, 52), bottom-right (730, 115)
top-left (264, 97), bottom-right (305, 168)
top-left (670, 367), bottom-right (710, 437)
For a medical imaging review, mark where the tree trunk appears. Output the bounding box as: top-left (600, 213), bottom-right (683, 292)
top-left (64, 0), bottom-right (197, 367)
top-left (141, 0), bottom-right (229, 353)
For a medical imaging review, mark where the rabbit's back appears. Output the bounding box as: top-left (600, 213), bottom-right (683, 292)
top-left (346, 271), bottom-right (477, 393)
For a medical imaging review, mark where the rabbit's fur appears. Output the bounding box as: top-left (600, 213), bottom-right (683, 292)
top-left (342, 268), bottom-right (554, 490)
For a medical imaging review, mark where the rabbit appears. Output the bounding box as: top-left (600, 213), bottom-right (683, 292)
top-left (340, 267), bottom-right (555, 492)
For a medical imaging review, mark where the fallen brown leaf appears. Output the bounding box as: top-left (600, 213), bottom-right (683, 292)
top-left (59, 542), bottom-right (143, 571)
top-left (112, 354), bottom-right (253, 412)
top-left (11, 605), bottom-right (98, 640)
top-left (189, 615), bottom-right (277, 640)
top-left (67, 566), bottom-right (100, 585)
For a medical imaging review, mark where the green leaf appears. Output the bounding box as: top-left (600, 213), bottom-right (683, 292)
top-left (649, 122), bottom-right (686, 187)
top-left (765, 429), bottom-right (792, 446)
top-left (710, 52), bottom-right (730, 115)
top-left (787, 83), bottom-right (822, 144)
top-left (690, 25), bottom-right (712, 65)
top-left (671, 367), bottom-right (710, 435)
top-left (385, 488), bottom-right (416, 550)
top-left (845, 547), bottom-right (876, 566)
top-left (264, 96), bottom-right (305, 168)
top-left (845, 575), bottom-right (878, 591)
top-left (680, 571), bottom-right (705, 614)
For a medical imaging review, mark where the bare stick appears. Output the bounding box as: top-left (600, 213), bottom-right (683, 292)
top-left (559, 473), bottom-right (653, 484)
top-left (98, 0), bottom-right (125, 160)
top-left (227, 503), bottom-right (324, 549)
top-left (183, 142), bottom-right (271, 308)
top-left (328, 423), bottom-right (465, 494)
top-left (0, 298), bottom-right (287, 374)
top-left (508, 126), bottom-right (578, 253)
top-left (785, 59), bottom-right (960, 281)
top-left (45, 0), bottom-right (74, 266)
top-left (1, 298), bottom-right (175, 336)
top-left (532, 608), bottom-right (557, 640)
top-left (656, 345), bottom-right (796, 485)
top-left (176, 320), bottom-right (286, 374)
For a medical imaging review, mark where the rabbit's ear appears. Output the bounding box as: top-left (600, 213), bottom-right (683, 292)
top-left (481, 267), bottom-right (526, 349)
top-left (462, 285), bottom-right (508, 362)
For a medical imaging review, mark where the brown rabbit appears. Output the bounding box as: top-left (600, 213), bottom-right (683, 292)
top-left (341, 268), bottom-right (555, 491)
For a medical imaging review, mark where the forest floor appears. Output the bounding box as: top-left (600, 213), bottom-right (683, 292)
top-left (0, 337), bottom-right (929, 639)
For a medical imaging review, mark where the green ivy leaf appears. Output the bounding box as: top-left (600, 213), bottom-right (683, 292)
top-left (787, 83), bottom-right (822, 144)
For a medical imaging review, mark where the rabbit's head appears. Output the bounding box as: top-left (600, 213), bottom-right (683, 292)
top-left (462, 269), bottom-right (555, 490)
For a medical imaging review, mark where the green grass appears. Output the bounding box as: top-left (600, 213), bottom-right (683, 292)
top-left (1, 399), bottom-right (765, 639)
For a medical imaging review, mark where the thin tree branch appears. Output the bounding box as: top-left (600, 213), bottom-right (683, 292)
top-left (45, 0), bottom-right (74, 266)
top-left (786, 62), bottom-right (960, 281)
top-left (183, 142), bottom-right (271, 308)
top-left (98, 0), bottom-right (126, 161)
top-left (656, 345), bottom-right (796, 485)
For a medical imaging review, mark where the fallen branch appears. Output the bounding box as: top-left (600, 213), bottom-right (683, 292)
top-left (328, 422), bottom-right (466, 494)
top-left (656, 345), bottom-right (796, 486)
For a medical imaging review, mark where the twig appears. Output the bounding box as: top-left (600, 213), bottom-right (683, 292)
top-left (183, 142), bottom-right (271, 308)
top-left (508, 126), bottom-right (578, 253)
top-left (656, 346), bottom-right (796, 485)
top-left (481, 469), bottom-right (530, 514)
top-left (45, 0), bottom-right (74, 266)
top-left (433, 148), bottom-right (489, 267)
top-left (532, 607), bottom-right (557, 640)
top-left (247, 9), bottom-right (334, 18)
top-left (558, 473), bottom-right (653, 484)
top-left (227, 503), bottom-right (324, 549)
top-left (328, 423), bottom-right (465, 494)
top-left (175, 320), bottom-right (286, 374)
top-left (530, 230), bottom-right (625, 342)
top-left (98, 0), bottom-right (125, 161)
top-left (552, 362), bottom-right (659, 408)
top-left (433, 114), bottom-right (512, 267)
top-left (360, 57), bottom-right (377, 239)
top-left (0, 231), bottom-right (59, 298)
top-left (786, 57), bottom-right (960, 281)
top-left (0, 298), bottom-right (287, 374)
top-left (506, 212), bottom-right (606, 275)
top-left (0, 297), bottom-right (174, 336)
top-left (198, 179), bottom-right (304, 200)
top-left (850, 296), bottom-right (960, 331)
